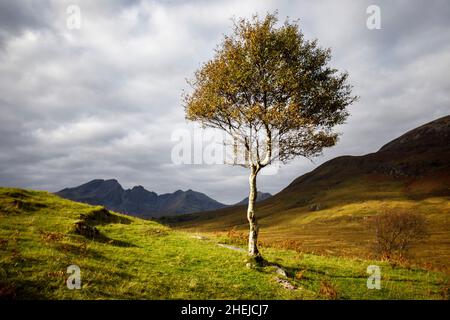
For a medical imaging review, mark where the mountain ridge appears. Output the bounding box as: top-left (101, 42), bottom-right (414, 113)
top-left (56, 179), bottom-right (227, 218)
top-left (234, 192), bottom-right (272, 206)
top-left (56, 179), bottom-right (272, 218)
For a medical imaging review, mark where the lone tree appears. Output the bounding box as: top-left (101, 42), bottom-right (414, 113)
top-left (184, 13), bottom-right (357, 262)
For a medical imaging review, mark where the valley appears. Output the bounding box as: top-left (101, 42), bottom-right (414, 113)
top-left (167, 116), bottom-right (450, 272)
top-left (0, 188), bottom-right (447, 299)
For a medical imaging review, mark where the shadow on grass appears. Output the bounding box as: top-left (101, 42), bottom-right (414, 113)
top-left (80, 207), bottom-right (132, 226)
top-left (72, 228), bottom-right (138, 248)
top-left (245, 255), bottom-right (297, 276)
top-left (0, 279), bottom-right (53, 300)
top-left (72, 208), bottom-right (137, 247)
top-left (54, 242), bottom-right (110, 259)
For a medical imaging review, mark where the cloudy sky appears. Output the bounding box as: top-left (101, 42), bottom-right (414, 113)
top-left (0, 0), bottom-right (449, 204)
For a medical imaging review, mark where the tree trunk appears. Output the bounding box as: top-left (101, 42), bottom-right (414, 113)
top-left (247, 165), bottom-right (260, 258)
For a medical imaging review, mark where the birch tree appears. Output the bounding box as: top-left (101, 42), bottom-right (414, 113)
top-left (184, 13), bottom-right (357, 262)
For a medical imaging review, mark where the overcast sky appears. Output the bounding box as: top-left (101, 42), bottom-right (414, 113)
top-left (0, 0), bottom-right (449, 204)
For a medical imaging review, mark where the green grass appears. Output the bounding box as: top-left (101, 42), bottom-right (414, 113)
top-left (173, 175), bottom-right (450, 273)
top-left (0, 187), bottom-right (448, 299)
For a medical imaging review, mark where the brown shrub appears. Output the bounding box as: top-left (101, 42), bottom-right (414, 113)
top-left (0, 239), bottom-right (8, 249)
top-left (57, 242), bottom-right (89, 256)
top-left (40, 231), bottom-right (64, 243)
top-left (440, 284), bottom-right (450, 300)
top-left (144, 227), bottom-right (169, 237)
top-left (275, 239), bottom-right (303, 254)
top-left (319, 280), bottom-right (338, 299)
top-left (370, 210), bottom-right (428, 260)
top-left (0, 281), bottom-right (16, 299)
top-left (47, 270), bottom-right (65, 278)
top-left (226, 227), bottom-right (247, 246)
top-left (295, 270), bottom-right (306, 280)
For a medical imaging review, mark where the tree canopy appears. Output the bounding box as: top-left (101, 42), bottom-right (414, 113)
top-left (185, 13), bottom-right (357, 170)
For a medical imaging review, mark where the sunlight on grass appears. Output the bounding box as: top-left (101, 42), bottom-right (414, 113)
top-left (0, 187), bottom-right (448, 299)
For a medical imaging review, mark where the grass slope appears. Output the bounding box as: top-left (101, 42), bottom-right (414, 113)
top-left (168, 116), bottom-right (450, 273)
top-left (0, 187), bottom-right (448, 299)
top-left (169, 173), bottom-right (450, 272)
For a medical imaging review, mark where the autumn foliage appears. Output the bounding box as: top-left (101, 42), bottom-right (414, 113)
top-left (371, 210), bottom-right (428, 260)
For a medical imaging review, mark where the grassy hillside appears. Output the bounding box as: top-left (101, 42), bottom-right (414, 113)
top-left (0, 187), bottom-right (448, 299)
top-left (167, 116), bottom-right (450, 273)
top-left (170, 173), bottom-right (450, 272)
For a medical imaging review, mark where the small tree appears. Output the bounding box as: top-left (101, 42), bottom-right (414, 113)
top-left (184, 13), bottom-right (357, 261)
top-left (372, 210), bottom-right (428, 260)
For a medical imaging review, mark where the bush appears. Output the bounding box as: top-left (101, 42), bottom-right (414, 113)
top-left (371, 210), bottom-right (428, 260)
top-left (273, 239), bottom-right (303, 254)
top-left (225, 227), bottom-right (248, 246)
top-left (319, 280), bottom-right (338, 299)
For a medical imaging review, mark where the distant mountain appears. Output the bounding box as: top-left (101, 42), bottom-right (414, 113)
top-left (234, 192), bottom-right (272, 206)
top-left (56, 179), bottom-right (227, 218)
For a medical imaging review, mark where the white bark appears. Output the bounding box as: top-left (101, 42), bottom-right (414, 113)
top-left (247, 165), bottom-right (260, 257)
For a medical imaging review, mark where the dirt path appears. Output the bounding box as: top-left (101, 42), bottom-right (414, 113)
top-left (217, 243), bottom-right (246, 252)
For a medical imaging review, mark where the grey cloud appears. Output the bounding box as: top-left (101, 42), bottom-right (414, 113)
top-left (0, 0), bottom-right (449, 203)
top-left (0, 0), bottom-right (53, 47)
